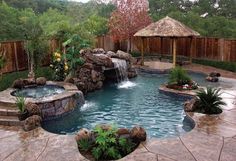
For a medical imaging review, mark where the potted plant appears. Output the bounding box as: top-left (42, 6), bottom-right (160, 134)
top-left (16, 95), bottom-right (28, 121)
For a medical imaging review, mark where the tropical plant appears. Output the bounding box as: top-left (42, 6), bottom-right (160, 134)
top-left (91, 125), bottom-right (135, 160)
top-left (196, 87), bottom-right (226, 114)
top-left (168, 66), bottom-right (191, 86)
top-left (63, 35), bottom-right (90, 76)
top-left (15, 95), bottom-right (26, 113)
top-left (50, 51), bottom-right (68, 81)
top-left (77, 139), bottom-right (93, 152)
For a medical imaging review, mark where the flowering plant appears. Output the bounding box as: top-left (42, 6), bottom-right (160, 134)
top-left (50, 51), bottom-right (68, 81)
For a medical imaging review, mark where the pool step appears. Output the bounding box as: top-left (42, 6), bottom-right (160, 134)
top-left (0, 108), bottom-right (19, 117)
top-left (0, 115), bottom-right (23, 126)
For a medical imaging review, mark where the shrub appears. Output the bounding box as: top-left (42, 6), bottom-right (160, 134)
top-left (193, 59), bottom-right (236, 73)
top-left (196, 87), bottom-right (225, 114)
top-left (92, 126), bottom-right (135, 160)
top-left (168, 66), bottom-right (191, 86)
top-left (50, 51), bottom-right (68, 81)
top-left (78, 125), bottom-right (136, 160)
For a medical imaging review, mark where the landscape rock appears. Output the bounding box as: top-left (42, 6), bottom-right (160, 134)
top-left (96, 81), bottom-right (103, 89)
top-left (81, 50), bottom-right (113, 67)
top-left (36, 77), bottom-right (47, 86)
top-left (117, 128), bottom-right (130, 136)
top-left (92, 48), bottom-right (106, 55)
top-left (206, 76), bottom-right (219, 82)
top-left (209, 72), bottom-right (221, 77)
top-left (12, 79), bottom-right (24, 89)
top-left (64, 76), bottom-right (75, 84)
top-left (23, 78), bottom-right (36, 86)
top-left (107, 50), bottom-right (132, 62)
top-left (75, 128), bottom-right (92, 142)
top-left (23, 115), bottom-right (42, 131)
top-left (184, 97), bottom-right (199, 112)
top-left (26, 102), bottom-right (41, 116)
top-left (130, 126), bottom-right (147, 142)
top-left (12, 78), bottom-right (36, 88)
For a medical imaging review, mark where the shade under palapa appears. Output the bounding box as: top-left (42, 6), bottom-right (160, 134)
top-left (134, 16), bottom-right (200, 37)
top-left (134, 16), bottom-right (200, 66)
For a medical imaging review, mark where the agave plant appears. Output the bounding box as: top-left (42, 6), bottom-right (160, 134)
top-left (196, 87), bottom-right (226, 114)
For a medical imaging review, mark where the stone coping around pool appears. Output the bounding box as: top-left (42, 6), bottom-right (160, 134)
top-left (0, 81), bottom-right (85, 120)
top-left (158, 84), bottom-right (201, 97)
top-left (137, 66), bottom-right (171, 74)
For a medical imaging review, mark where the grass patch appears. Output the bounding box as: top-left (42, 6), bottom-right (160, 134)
top-left (193, 59), bottom-right (236, 73)
top-left (0, 67), bottom-right (53, 91)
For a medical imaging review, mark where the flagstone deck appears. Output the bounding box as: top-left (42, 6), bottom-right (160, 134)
top-left (0, 63), bottom-right (236, 161)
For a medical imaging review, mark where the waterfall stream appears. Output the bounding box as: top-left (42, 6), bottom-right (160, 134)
top-left (111, 58), bottom-right (136, 89)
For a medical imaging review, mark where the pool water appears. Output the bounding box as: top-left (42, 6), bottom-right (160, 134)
top-left (43, 72), bottom-right (218, 138)
top-left (12, 85), bottom-right (65, 98)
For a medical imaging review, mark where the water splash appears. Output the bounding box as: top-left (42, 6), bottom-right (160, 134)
top-left (80, 101), bottom-right (97, 111)
top-left (118, 81), bottom-right (137, 89)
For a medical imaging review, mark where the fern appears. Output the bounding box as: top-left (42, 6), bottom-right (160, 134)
top-left (168, 66), bottom-right (191, 85)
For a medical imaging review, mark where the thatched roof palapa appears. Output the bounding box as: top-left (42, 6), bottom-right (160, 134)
top-left (134, 16), bottom-right (200, 37)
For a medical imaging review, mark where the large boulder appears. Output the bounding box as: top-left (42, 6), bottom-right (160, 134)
top-left (23, 115), bottom-right (42, 131)
top-left (75, 128), bottom-right (92, 142)
top-left (12, 78), bottom-right (36, 88)
top-left (130, 126), bottom-right (146, 142)
top-left (92, 48), bottom-right (106, 55)
top-left (184, 97), bottom-right (199, 112)
top-left (12, 79), bottom-right (24, 89)
top-left (117, 128), bottom-right (130, 136)
top-left (36, 77), bottom-right (47, 86)
top-left (206, 76), bottom-right (219, 82)
top-left (26, 102), bottom-right (41, 116)
top-left (209, 72), bottom-right (221, 77)
top-left (107, 50), bottom-right (132, 62)
top-left (81, 50), bottom-right (113, 67)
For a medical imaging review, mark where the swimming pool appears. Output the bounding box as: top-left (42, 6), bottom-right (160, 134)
top-left (43, 72), bottom-right (218, 138)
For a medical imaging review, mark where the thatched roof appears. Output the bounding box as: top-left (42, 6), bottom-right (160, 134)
top-left (134, 16), bottom-right (200, 37)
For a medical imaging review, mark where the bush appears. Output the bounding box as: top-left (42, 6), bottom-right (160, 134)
top-left (50, 51), bottom-right (68, 81)
top-left (193, 59), bottom-right (236, 73)
top-left (196, 87), bottom-right (225, 114)
top-left (77, 125), bottom-right (136, 160)
top-left (168, 66), bottom-right (191, 86)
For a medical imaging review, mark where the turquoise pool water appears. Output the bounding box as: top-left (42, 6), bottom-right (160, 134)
top-left (43, 72), bottom-right (214, 138)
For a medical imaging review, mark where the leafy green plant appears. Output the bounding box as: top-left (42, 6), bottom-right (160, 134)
top-left (168, 66), bottom-right (191, 85)
top-left (63, 35), bottom-right (90, 77)
top-left (77, 139), bottom-right (92, 152)
top-left (15, 95), bottom-right (26, 112)
top-left (196, 87), bottom-right (226, 114)
top-left (84, 125), bottom-right (136, 160)
top-left (50, 51), bottom-right (68, 81)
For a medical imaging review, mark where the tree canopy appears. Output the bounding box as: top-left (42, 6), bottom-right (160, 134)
top-left (0, 0), bottom-right (235, 41)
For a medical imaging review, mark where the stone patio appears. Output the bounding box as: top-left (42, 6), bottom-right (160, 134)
top-left (0, 63), bottom-right (236, 161)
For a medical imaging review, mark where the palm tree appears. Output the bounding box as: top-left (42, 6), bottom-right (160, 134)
top-left (196, 87), bottom-right (226, 114)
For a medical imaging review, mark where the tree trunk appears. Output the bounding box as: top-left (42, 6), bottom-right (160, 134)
top-left (28, 53), bottom-right (35, 79)
top-left (127, 37), bottom-right (132, 53)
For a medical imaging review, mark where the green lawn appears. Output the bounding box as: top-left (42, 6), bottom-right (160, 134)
top-left (0, 67), bottom-right (53, 91)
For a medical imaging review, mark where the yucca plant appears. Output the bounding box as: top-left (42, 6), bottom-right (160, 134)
top-left (168, 66), bottom-right (191, 85)
top-left (15, 95), bottom-right (28, 121)
top-left (196, 87), bottom-right (226, 114)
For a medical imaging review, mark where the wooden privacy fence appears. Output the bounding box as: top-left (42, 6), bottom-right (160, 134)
top-left (0, 39), bottom-right (59, 74)
top-left (96, 36), bottom-right (236, 62)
